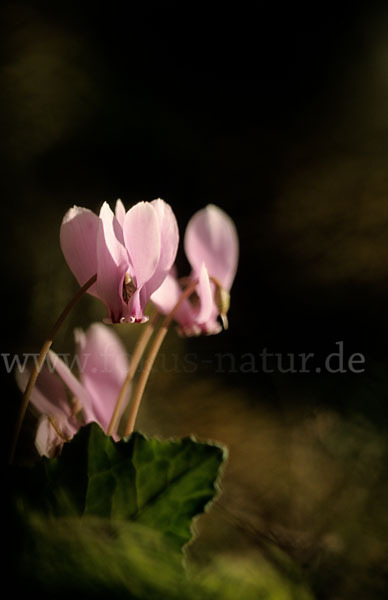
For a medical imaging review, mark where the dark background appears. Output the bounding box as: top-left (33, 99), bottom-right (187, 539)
top-left (3, 2), bottom-right (388, 598)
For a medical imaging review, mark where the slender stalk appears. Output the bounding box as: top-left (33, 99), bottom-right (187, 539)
top-left (107, 312), bottom-right (160, 437)
top-left (9, 273), bottom-right (97, 463)
top-left (124, 279), bottom-right (198, 437)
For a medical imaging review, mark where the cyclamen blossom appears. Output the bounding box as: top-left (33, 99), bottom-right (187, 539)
top-left (60, 199), bottom-right (179, 324)
top-left (16, 323), bottom-right (129, 457)
top-left (151, 204), bottom-right (239, 336)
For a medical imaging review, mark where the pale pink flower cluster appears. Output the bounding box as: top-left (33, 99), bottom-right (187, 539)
top-left (18, 199), bottom-right (238, 457)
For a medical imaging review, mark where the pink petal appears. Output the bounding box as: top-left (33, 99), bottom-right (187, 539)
top-left (144, 199), bottom-right (179, 296)
top-left (115, 198), bottom-right (126, 228)
top-left (184, 204), bottom-right (239, 291)
top-left (47, 350), bottom-right (93, 422)
top-left (60, 206), bottom-right (100, 297)
top-left (15, 365), bottom-right (71, 420)
top-left (123, 202), bottom-right (161, 289)
top-left (16, 366), bottom-right (80, 456)
top-left (196, 263), bottom-right (214, 324)
top-left (98, 202), bottom-right (128, 264)
top-left (96, 202), bottom-right (130, 323)
top-left (35, 416), bottom-right (64, 458)
top-left (75, 323), bottom-right (129, 432)
top-left (151, 273), bottom-right (195, 327)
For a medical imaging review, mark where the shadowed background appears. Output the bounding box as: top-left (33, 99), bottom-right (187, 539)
top-left (2, 2), bottom-right (388, 598)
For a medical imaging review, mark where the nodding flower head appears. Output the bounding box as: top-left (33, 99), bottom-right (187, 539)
top-left (60, 198), bottom-right (179, 324)
top-left (16, 323), bottom-right (130, 457)
top-left (151, 204), bottom-right (239, 336)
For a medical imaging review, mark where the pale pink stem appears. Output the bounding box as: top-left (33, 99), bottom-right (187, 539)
top-left (107, 312), bottom-right (160, 437)
top-left (124, 279), bottom-right (198, 437)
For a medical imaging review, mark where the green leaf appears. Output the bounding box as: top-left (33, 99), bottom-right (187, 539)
top-left (16, 423), bottom-right (226, 550)
top-left (85, 424), bottom-right (227, 548)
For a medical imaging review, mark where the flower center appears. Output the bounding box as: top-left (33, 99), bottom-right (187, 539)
top-left (122, 273), bottom-right (137, 303)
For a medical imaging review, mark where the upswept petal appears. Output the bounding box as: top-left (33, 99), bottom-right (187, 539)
top-left (96, 202), bottom-right (129, 323)
top-left (47, 350), bottom-right (93, 422)
top-left (115, 198), bottom-right (126, 228)
top-left (98, 202), bottom-right (128, 265)
top-left (16, 366), bottom-right (72, 420)
top-left (60, 206), bottom-right (100, 297)
top-left (184, 204), bottom-right (239, 291)
top-left (123, 202), bottom-right (161, 289)
top-left (144, 199), bottom-right (179, 296)
top-left (151, 273), bottom-right (195, 327)
top-left (196, 263), bottom-right (214, 324)
top-left (74, 323), bottom-right (129, 431)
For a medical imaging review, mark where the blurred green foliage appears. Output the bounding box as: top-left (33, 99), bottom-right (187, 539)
top-left (17, 514), bottom-right (313, 600)
top-left (11, 424), bottom-right (312, 599)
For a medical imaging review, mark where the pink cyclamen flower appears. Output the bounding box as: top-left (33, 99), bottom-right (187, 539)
top-left (16, 323), bottom-right (129, 457)
top-left (60, 198), bottom-right (179, 324)
top-left (151, 204), bottom-right (239, 336)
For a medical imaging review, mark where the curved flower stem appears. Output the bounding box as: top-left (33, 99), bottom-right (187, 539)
top-left (9, 273), bottom-right (97, 463)
top-left (124, 279), bottom-right (199, 437)
top-left (107, 312), bottom-right (160, 437)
